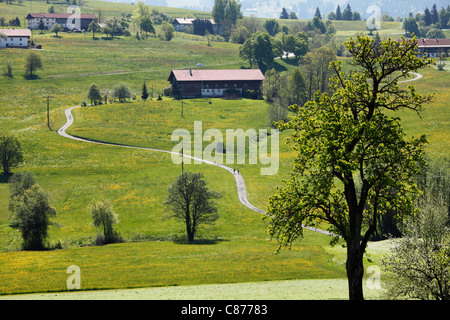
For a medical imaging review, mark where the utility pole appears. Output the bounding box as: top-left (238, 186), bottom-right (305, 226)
top-left (181, 147), bottom-right (184, 174)
top-left (43, 95), bottom-right (53, 129)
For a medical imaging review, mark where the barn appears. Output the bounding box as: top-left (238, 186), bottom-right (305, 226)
top-left (168, 69), bottom-right (265, 99)
top-left (26, 13), bottom-right (97, 31)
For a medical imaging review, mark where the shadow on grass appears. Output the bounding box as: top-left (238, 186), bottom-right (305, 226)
top-left (173, 237), bottom-right (229, 245)
top-left (23, 74), bottom-right (40, 80)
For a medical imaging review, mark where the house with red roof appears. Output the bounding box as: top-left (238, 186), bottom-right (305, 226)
top-left (168, 69), bottom-right (265, 99)
top-left (416, 38), bottom-right (450, 58)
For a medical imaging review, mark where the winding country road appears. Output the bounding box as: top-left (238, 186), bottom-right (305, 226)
top-left (57, 71), bottom-right (422, 237)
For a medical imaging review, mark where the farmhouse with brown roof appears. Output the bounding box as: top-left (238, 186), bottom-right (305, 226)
top-left (416, 38), bottom-right (450, 57)
top-left (26, 13), bottom-right (97, 31)
top-left (168, 69), bottom-right (265, 99)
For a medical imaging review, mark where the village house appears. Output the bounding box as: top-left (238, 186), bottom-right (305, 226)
top-left (0, 28), bottom-right (32, 48)
top-left (168, 69), bottom-right (265, 99)
top-left (416, 38), bottom-right (450, 57)
top-left (26, 13), bottom-right (97, 31)
top-left (172, 18), bottom-right (221, 34)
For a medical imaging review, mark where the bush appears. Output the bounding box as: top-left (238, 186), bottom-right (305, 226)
top-left (9, 184), bottom-right (57, 250)
top-left (112, 83), bottom-right (132, 102)
top-left (163, 86), bottom-right (171, 97)
top-left (157, 21), bottom-right (175, 41)
top-left (87, 83), bottom-right (102, 105)
top-left (0, 132), bottom-right (24, 175)
top-left (89, 199), bottom-right (120, 244)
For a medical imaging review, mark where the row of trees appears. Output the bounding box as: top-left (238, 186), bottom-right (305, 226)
top-left (5, 167), bottom-right (221, 249)
top-left (238, 31), bottom-right (309, 72)
top-left (1, 134), bottom-right (124, 249)
top-left (262, 46), bottom-right (336, 127)
top-left (86, 81), bottom-right (159, 105)
top-left (0, 16), bottom-right (20, 27)
top-left (86, 83), bottom-right (131, 105)
top-left (327, 4), bottom-right (361, 21)
top-left (279, 7), bottom-right (298, 20)
top-left (403, 4), bottom-right (449, 37)
top-left (7, 171), bottom-right (123, 250)
top-left (422, 4), bottom-right (449, 28)
top-left (211, 0), bottom-right (243, 40)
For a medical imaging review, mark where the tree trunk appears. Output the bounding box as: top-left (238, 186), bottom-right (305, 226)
top-left (346, 242), bottom-right (364, 300)
top-left (185, 208), bottom-right (194, 242)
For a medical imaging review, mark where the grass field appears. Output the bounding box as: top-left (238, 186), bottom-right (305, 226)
top-left (0, 0), bottom-right (449, 299)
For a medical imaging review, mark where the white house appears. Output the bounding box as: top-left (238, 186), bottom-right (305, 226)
top-left (0, 29), bottom-right (32, 48)
top-left (172, 18), bottom-right (221, 34)
top-left (26, 13), bottom-right (97, 31)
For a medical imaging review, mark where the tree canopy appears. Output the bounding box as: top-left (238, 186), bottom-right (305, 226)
top-left (165, 172), bottom-right (221, 242)
top-left (265, 36), bottom-right (434, 300)
top-left (0, 132), bottom-right (24, 175)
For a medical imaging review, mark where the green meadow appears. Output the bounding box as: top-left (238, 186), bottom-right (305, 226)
top-left (0, 0), bottom-right (448, 298)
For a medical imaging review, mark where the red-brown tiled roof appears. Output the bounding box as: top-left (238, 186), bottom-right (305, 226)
top-left (0, 28), bottom-right (31, 37)
top-left (416, 38), bottom-right (450, 47)
top-left (26, 13), bottom-right (97, 19)
top-left (170, 69), bottom-right (265, 82)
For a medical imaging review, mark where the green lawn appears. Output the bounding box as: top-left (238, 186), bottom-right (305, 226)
top-left (0, 236), bottom-right (348, 295)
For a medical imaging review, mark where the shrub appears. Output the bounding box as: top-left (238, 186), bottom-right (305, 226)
top-left (89, 199), bottom-right (120, 244)
top-left (0, 132), bottom-right (24, 175)
top-left (112, 83), bottom-right (132, 102)
top-left (9, 185), bottom-right (57, 250)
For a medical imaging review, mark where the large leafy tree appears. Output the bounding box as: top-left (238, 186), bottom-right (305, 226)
top-left (24, 52), bottom-right (43, 78)
top-left (239, 32), bottom-right (274, 71)
top-left (89, 199), bottom-right (119, 244)
top-left (88, 21), bottom-right (101, 38)
top-left (9, 184), bottom-right (56, 250)
top-left (165, 172), bottom-right (221, 242)
top-left (265, 36), bottom-right (434, 300)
